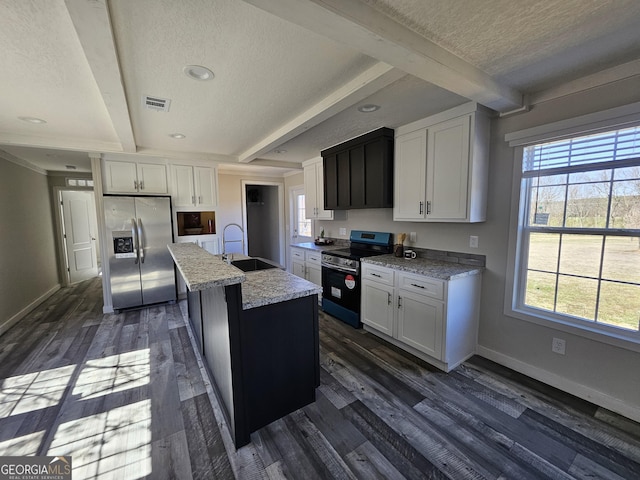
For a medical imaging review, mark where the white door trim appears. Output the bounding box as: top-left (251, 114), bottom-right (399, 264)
top-left (53, 186), bottom-right (99, 286)
top-left (241, 180), bottom-right (285, 266)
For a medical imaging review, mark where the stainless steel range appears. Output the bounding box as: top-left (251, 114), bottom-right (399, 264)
top-left (321, 230), bottom-right (393, 328)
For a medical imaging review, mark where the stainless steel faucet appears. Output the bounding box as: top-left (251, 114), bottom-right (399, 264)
top-left (222, 223), bottom-right (245, 262)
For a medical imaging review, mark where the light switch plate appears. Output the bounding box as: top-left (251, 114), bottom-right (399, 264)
top-left (469, 235), bottom-right (479, 248)
top-left (339, 227), bottom-right (346, 235)
top-left (409, 232), bottom-right (417, 242)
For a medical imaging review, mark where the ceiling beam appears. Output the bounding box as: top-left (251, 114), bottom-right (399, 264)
top-left (64, 0), bottom-right (136, 153)
top-left (243, 0), bottom-right (523, 113)
top-left (0, 132), bottom-right (125, 153)
top-left (238, 62), bottom-right (405, 162)
top-left (529, 59), bottom-right (640, 105)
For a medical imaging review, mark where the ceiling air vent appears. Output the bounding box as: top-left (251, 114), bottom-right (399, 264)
top-left (142, 95), bottom-right (171, 112)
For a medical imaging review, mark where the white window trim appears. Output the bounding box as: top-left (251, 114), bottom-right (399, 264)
top-left (504, 106), bottom-right (640, 354)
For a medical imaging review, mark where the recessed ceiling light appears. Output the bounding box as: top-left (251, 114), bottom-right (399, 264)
top-left (19, 116), bottom-right (47, 124)
top-left (273, 149), bottom-right (287, 154)
top-left (169, 133), bottom-right (186, 139)
top-left (357, 104), bottom-right (380, 113)
top-left (183, 65), bottom-right (214, 81)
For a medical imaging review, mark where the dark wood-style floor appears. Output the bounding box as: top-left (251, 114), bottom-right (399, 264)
top-left (1, 278), bottom-right (639, 479)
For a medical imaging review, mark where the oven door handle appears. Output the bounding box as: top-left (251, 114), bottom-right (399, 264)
top-left (322, 263), bottom-right (358, 275)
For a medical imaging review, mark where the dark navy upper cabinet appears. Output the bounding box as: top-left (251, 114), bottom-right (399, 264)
top-left (321, 127), bottom-right (394, 210)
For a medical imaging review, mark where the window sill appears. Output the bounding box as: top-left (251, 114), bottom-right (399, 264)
top-left (506, 304), bottom-right (640, 353)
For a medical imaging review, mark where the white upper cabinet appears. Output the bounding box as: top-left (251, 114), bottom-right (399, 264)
top-left (393, 129), bottom-right (427, 220)
top-left (171, 164), bottom-right (218, 209)
top-left (303, 158), bottom-right (333, 220)
top-left (393, 102), bottom-right (490, 223)
top-left (103, 160), bottom-right (168, 194)
top-left (426, 115), bottom-right (471, 220)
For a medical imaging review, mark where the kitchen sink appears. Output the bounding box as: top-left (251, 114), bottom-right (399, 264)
top-left (231, 258), bottom-right (280, 272)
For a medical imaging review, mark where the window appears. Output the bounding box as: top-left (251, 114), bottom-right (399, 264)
top-left (291, 186), bottom-right (312, 241)
top-left (514, 125), bottom-right (640, 339)
top-left (66, 178), bottom-right (94, 187)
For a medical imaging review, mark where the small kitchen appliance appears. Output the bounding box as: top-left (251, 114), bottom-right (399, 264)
top-left (321, 230), bottom-right (393, 328)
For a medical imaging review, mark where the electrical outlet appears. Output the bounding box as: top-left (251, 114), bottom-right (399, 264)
top-left (552, 337), bottom-right (566, 355)
top-left (469, 235), bottom-right (479, 248)
top-left (409, 232), bottom-right (417, 242)
top-left (339, 227), bottom-right (346, 236)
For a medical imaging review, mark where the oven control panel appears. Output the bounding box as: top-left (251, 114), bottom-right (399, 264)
top-left (321, 254), bottom-right (358, 274)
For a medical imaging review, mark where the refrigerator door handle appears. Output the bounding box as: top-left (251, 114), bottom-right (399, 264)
top-left (131, 218), bottom-right (139, 264)
top-left (138, 218), bottom-right (145, 263)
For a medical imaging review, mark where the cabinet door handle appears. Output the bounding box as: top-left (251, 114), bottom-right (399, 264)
top-left (426, 201), bottom-right (431, 214)
top-left (371, 273), bottom-right (381, 278)
top-left (397, 296), bottom-right (402, 308)
top-left (419, 201), bottom-right (424, 215)
top-left (410, 283), bottom-right (426, 289)
top-left (198, 195), bottom-right (202, 204)
top-left (192, 196), bottom-right (196, 204)
top-left (139, 181), bottom-right (144, 190)
top-left (387, 292), bottom-right (391, 305)
top-left (134, 180), bottom-right (138, 190)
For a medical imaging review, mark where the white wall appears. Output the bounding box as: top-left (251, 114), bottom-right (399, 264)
top-left (317, 77), bottom-right (640, 420)
top-left (0, 157), bottom-right (60, 334)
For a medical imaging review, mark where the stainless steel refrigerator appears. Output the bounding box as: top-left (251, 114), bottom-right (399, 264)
top-left (104, 195), bottom-right (176, 310)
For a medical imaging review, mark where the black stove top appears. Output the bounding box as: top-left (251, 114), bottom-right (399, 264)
top-left (327, 246), bottom-right (390, 260)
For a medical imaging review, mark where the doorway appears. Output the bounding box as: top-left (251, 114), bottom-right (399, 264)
top-left (242, 182), bottom-right (284, 264)
top-left (59, 190), bottom-right (99, 284)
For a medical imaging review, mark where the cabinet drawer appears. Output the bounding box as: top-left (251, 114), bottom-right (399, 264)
top-left (291, 248), bottom-right (305, 263)
top-left (398, 272), bottom-right (444, 300)
top-left (362, 263), bottom-right (394, 286)
top-left (305, 251), bottom-right (322, 265)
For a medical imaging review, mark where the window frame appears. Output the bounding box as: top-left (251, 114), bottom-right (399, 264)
top-left (504, 105), bottom-right (640, 353)
top-left (290, 185), bottom-right (313, 244)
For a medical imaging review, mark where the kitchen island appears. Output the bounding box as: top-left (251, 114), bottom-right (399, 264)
top-left (168, 243), bottom-right (321, 448)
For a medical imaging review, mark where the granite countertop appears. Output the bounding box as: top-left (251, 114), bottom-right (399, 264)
top-left (168, 243), bottom-right (321, 310)
top-left (362, 254), bottom-right (484, 280)
top-left (241, 269), bottom-right (322, 309)
top-left (168, 243), bottom-right (245, 291)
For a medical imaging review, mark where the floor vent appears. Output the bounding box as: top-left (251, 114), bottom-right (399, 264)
top-left (143, 95), bottom-right (171, 112)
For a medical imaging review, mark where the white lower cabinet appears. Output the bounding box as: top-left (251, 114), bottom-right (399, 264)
top-left (291, 247), bottom-right (323, 300)
top-left (397, 289), bottom-right (443, 360)
top-left (361, 262), bottom-right (480, 372)
top-left (291, 247), bottom-right (306, 277)
top-left (362, 281), bottom-right (394, 336)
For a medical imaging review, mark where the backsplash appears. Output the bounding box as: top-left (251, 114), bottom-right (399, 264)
top-left (325, 235), bottom-right (486, 267)
top-left (411, 248), bottom-right (486, 267)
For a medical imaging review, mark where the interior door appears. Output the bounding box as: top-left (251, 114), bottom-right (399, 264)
top-left (61, 190), bottom-right (98, 284)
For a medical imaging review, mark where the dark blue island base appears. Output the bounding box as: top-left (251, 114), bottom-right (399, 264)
top-left (188, 284), bottom-right (320, 449)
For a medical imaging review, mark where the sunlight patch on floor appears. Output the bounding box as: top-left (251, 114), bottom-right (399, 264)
top-left (0, 365), bottom-right (75, 418)
top-left (48, 398), bottom-right (152, 480)
top-left (0, 430), bottom-right (45, 456)
top-left (72, 349), bottom-right (150, 400)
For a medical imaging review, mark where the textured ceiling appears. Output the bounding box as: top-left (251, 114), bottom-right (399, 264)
top-left (0, 0), bottom-right (639, 173)
top-left (109, 0), bottom-right (376, 157)
top-left (364, 0), bottom-right (640, 91)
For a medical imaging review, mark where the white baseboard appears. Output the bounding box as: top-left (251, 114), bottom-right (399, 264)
top-left (0, 284), bottom-right (61, 337)
top-left (476, 345), bottom-right (640, 423)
